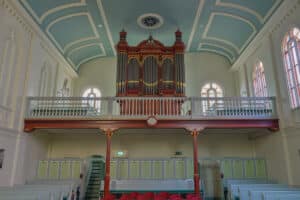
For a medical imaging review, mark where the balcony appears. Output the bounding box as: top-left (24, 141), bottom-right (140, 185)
top-left (24, 96), bottom-right (279, 132)
top-left (26, 96), bottom-right (277, 120)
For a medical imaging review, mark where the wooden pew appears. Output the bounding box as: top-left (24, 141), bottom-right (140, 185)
top-left (250, 190), bottom-right (300, 200)
top-left (227, 180), bottom-right (275, 200)
top-left (263, 193), bottom-right (300, 200)
top-left (0, 181), bottom-right (77, 200)
top-left (0, 190), bottom-right (56, 200)
top-left (237, 184), bottom-right (288, 200)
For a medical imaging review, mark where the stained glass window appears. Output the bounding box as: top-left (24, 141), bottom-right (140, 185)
top-left (282, 27), bottom-right (300, 108)
top-left (82, 88), bottom-right (101, 111)
top-left (253, 61), bottom-right (268, 97)
top-left (201, 82), bottom-right (223, 113)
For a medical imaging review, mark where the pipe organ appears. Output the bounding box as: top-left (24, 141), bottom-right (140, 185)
top-left (116, 30), bottom-right (186, 115)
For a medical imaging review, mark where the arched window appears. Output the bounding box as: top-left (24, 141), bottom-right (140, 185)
top-left (201, 82), bottom-right (223, 113)
top-left (82, 88), bottom-right (101, 111)
top-left (253, 61), bottom-right (268, 97)
top-left (282, 27), bottom-right (300, 108)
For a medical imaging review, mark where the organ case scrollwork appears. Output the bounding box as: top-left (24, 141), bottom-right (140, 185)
top-left (116, 30), bottom-right (185, 97)
top-left (115, 30), bottom-right (186, 115)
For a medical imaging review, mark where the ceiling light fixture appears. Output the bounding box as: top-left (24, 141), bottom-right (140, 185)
top-left (137, 13), bottom-right (164, 30)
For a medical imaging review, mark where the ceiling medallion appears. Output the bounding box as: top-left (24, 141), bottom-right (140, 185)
top-left (137, 13), bottom-right (164, 29)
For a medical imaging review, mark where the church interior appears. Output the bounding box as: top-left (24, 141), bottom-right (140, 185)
top-left (1, 0), bottom-right (300, 200)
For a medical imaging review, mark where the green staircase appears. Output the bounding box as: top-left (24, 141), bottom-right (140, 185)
top-left (85, 156), bottom-right (105, 200)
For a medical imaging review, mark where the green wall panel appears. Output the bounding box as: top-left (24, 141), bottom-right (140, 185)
top-left (110, 161), bottom-right (117, 179)
top-left (244, 160), bottom-right (255, 178)
top-left (141, 161), bottom-right (151, 179)
top-left (37, 160), bottom-right (48, 179)
top-left (119, 160), bottom-right (128, 179)
top-left (71, 160), bottom-right (82, 179)
top-left (49, 161), bottom-right (60, 179)
top-left (153, 160), bottom-right (163, 179)
top-left (130, 160), bottom-right (140, 179)
top-left (186, 159), bottom-right (193, 179)
top-left (175, 160), bottom-right (185, 179)
top-left (165, 160), bottom-right (174, 179)
top-left (222, 160), bottom-right (233, 179)
top-left (256, 159), bottom-right (267, 178)
top-left (61, 160), bottom-right (71, 179)
top-left (233, 160), bottom-right (243, 178)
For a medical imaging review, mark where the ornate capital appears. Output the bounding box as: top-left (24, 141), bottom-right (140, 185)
top-left (188, 128), bottom-right (204, 136)
top-left (101, 128), bottom-right (117, 137)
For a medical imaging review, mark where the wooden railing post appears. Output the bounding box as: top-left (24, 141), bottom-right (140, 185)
top-left (271, 97), bottom-right (277, 117)
top-left (190, 97), bottom-right (195, 118)
top-left (107, 97), bottom-right (114, 117)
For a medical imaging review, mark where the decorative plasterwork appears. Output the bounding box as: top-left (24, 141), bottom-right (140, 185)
top-left (203, 12), bottom-right (257, 53)
top-left (198, 42), bottom-right (235, 63)
top-left (17, 0), bottom-right (283, 69)
top-left (96, 0), bottom-right (116, 56)
top-left (45, 13), bottom-right (100, 52)
top-left (67, 43), bottom-right (106, 69)
top-left (18, 0), bottom-right (111, 71)
top-left (0, 0), bottom-right (33, 36)
top-left (187, 0), bottom-right (206, 50)
top-left (20, 0), bottom-right (87, 23)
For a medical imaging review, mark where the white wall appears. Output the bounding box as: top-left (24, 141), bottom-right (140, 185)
top-left (233, 0), bottom-right (300, 185)
top-left (74, 57), bottom-right (117, 97)
top-left (0, 0), bottom-right (76, 186)
top-left (185, 53), bottom-right (237, 97)
top-left (74, 52), bottom-right (237, 97)
top-left (47, 131), bottom-right (254, 159)
top-left (27, 39), bottom-right (76, 97)
top-left (0, 130), bottom-right (18, 186)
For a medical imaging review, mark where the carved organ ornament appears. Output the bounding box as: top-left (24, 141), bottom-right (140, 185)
top-left (116, 30), bottom-right (186, 97)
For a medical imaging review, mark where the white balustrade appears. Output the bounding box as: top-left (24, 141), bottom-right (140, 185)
top-left (25, 96), bottom-right (277, 119)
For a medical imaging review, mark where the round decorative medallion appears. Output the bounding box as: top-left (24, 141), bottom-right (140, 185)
top-left (137, 13), bottom-right (164, 29)
top-left (147, 116), bottom-right (158, 126)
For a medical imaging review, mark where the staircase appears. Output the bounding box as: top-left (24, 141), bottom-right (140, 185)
top-left (85, 156), bottom-right (105, 200)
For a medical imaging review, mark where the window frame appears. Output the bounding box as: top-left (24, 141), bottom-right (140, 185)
top-left (282, 27), bottom-right (300, 109)
top-left (252, 61), bottom-right (268, 97)
top-left (82, 87), bottom-right (101, 111)
top-left (201, 82), bottom-right (224, 113)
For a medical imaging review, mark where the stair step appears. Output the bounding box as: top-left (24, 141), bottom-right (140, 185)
top-left (87, 186), bottom-right (100, 189)
top-left (85, 159), bottom-right (104, 200)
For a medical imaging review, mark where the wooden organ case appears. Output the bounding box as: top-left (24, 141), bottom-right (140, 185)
top-left (116, 30), bottom-right (186, 115)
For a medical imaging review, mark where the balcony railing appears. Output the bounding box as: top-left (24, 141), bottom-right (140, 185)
top-left (25, 96), bottom-right (277, 120)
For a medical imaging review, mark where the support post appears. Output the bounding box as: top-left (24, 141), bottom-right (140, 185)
top-left (104, 129), bottom-right (113, 199)
top-left (191, 129), bottom-right (202, 199)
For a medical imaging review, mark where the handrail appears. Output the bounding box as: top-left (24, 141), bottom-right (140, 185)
top-left (25, 96), bottom-right (277, 120)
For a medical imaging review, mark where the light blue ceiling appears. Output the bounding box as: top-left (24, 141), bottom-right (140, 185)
top-left (19, 0), bottom-right (283, 71)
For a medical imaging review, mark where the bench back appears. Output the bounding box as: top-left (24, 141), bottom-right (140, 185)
top-left (250, 190), bottom-right (300, 200)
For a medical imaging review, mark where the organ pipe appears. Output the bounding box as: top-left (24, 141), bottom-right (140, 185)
top-left (116, 29), bottom-right (185, 97)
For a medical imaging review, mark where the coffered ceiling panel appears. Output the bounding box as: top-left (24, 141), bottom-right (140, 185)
top-left (18, 0), bottom-right (283, 71)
